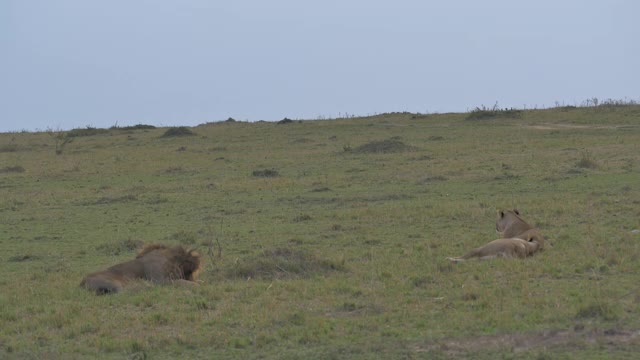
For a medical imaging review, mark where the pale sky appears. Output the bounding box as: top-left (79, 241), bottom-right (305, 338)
top-left (1, 0), bottom-right (638, 132)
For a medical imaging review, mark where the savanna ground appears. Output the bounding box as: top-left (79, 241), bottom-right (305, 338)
top-left (1, 105), bottom-right (639, 359)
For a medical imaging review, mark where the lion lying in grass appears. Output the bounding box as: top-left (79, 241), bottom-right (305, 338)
top-left (448, 209), bottom-right (545, 262)
top-left (80, 244), bottom-right (202, 295)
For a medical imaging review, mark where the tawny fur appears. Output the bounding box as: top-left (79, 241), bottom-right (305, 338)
top-left (495, 209), bottom-right (545, 249)
top-left (80, 244), bottom-right (202, 295)
top-left (447, 209), bottom-right (545, 262)
top-left (447, 237), bottom-right (541, 262)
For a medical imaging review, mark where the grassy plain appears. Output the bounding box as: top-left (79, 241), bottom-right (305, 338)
top-left (1, 105), bottom-right (639, 359)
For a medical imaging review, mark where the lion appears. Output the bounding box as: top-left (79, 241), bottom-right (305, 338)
top-left (80, 244), bottom-right (202, 295)
top-left (496, 209), bottom-right (545, 247)
top-left (447, 209), bottom-right (544, 262)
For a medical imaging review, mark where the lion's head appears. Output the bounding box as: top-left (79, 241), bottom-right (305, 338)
top-left (496, 209), bottom-right (544, 250)
top-left (137, 244), bottom-right (202, 282)
top-left (496, 209), bottom-right (533, 237)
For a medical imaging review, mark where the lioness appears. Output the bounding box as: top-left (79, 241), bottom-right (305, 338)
top-left (496, 209), bottom-right (545, 247)
top-left (80, 244), bottom-right (202, 295)
top-left (447, 209), bottom-right (544, 262)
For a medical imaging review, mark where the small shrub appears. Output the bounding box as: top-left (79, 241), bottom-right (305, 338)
top-left (95, 194), bottom-right (138, 205)
top-left (162, 166), bottom-right (185, 174)
top-left (112, 124), bottom-right (156, 130)
top-left (353, 139), bottom-right (414, 154)
top-left (252, 169), bottom-right (279, 177)
top-left (576, 151), bottom-right (598, 169)
top-left (437, 262), bottom-right (454, 273)
top-left (66, 127), bottom-right (109, 137)
top-left (418, 175), bottom-right (448, 184)
top-left (311, 187), bottom-right (331, 192)
top-left (466, 103), bottom-right (522, 120)
top-left (277, 118), bottom-right (294, 124)
top-left (461, 292), bottom-right (479, 301)
top-left (576, 302), bottom-right (618, 321)
top-left (411, 276), bottom-right (436, 288)
top-left (0, 144), bottom-right (18, 152)
top-left (293, 214), bottom-right (312, 222)
top-left (494, 173), bottom-right (520, 181)
top-left (161, 127), bottom-right (196, 137)
top-left (0, 166), bottom-right (25, 174)
top-left (8, 254), bottom-right (39, 262)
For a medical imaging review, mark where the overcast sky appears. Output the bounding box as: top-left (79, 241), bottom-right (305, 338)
top-left (1, 0), bottom-right (637, 132)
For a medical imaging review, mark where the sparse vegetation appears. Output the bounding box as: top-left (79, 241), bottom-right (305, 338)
top-left (66, 126), bottom-right (110, 137)
top-left (0, 165), bottom-right (25, 173)
top-left (576, 302), bottom-right (619, 321)
top-left (252, 168), bottom-right (279, 177)
top-left (0, 105), bottom-right (639, 358)
top-left (277, 117), bottom-right (294, 124)
top-left (352, 138), bottom-right (415, 153)
top-left (466, 102), bottom-right (522, 120)
top-left (111, 124), bottom-right (156, 130)
top-left (8, 254), bottom-right (39, 262)
top-left (96, 239), bottom-right (144, 256)
top-left (0, 144), bottom-right (18, 152)
top-left (169, 230), bottom-right (198, 245)
top-left (227, 248), bottom-right (345, 280)
top-left (576, 150), bottom-right (599, 169)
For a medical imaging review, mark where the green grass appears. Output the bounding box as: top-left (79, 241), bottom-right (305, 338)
top-left (1, 105), bottom-right (640, 358)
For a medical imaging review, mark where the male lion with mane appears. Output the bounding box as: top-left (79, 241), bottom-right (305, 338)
top-left (447, 209), bottom-right (545, 262)
top-left (80, 244), bottom-right (202, 295)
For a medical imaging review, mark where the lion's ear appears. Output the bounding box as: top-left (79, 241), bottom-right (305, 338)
top-left (500, 211), bottom-right (505, 218)
top-left (513, 209), bottom-right (520, 215)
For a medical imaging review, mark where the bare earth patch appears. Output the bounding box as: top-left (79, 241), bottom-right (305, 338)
top-left (415, 327), bottom-right (640, 355)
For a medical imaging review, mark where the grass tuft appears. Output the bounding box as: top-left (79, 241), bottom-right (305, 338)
top-left (293, 214), bottom-right (312, 222)
top-left (111, 124), bottom-right (156, 130)
top-left (8, 254), bottom-right (39, 262)
top-left (0, 144), bottom-right (18, 152)
top-left (94, 194), bottom-right (138, 205)
top-left (466, 103), bottom-right (522, 120)
top-left (0, 165), bottom-right (25, 173)
top-left (252, 169), bottom-right (279, 177)
top-left (576, 151), bottom-right (599, 169)
top-left (575, 302), bottom-right (619, 321)
top-left (169, 230), bottom-right (198, 245)
top-left (66, 127), bottom-right (109, 137)
top-left (353, 139), bottom-right (415, 154)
